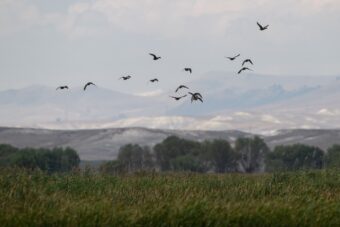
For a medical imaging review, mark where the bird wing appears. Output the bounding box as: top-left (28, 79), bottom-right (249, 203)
top-left (181, 95), bottom-right (187, 98)
top-left (257, 22), bottom-right (263, 29)
top-left (84, 84), bottom-right (88, 90)
top-left (197, 97), bottom-right (203, 103)
top-left (238, 68), bottom-right (244, 74)
top-left (56, 87), bottom-right (61, 90)
top-left (149, 53), bottom-right (156, 58)
top-left (249, 59), bottom-right (253, 65)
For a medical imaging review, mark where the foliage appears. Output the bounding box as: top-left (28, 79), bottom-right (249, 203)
top-left (154, 136), bottom-right (201, 171)
top-left (0, 169), bottom-right (339, 226)
top-left (266, 144), bottom-right (324, 172)
top-left (200, 140), bottom-right (239, 173)
top-left (325, 145), bottom-right (340, 168)
top-left (0, 145), bottom-right (80, 173)
top-left (235, 136), bottom-right (269, 173)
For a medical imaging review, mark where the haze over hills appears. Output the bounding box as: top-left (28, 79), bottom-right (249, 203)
top-left (1, 127), bottom-right (340, 161)
top-left (1, 72), bottom-right (340, 133)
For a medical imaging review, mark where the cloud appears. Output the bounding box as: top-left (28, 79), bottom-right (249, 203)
top-left (1, 0), bottom-right (340, 38)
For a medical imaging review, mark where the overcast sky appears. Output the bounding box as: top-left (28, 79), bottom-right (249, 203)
top-left (0, 0), bottom-right (339, 92)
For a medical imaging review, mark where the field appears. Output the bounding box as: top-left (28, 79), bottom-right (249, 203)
top-left (0, 169), bottom-right (339, 226)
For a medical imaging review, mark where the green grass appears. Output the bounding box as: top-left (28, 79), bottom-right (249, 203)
top-left (0, 169), bottom-right (339, 226)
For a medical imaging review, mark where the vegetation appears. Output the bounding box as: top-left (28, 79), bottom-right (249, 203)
top-left (99, 136), bottom-right (340, 174)
top-left (0, 145), bottom-right (80, 173)
top-left (266, 144), bottom-right (324, 172)
top-left (0, 169), bottom-right (339, 226)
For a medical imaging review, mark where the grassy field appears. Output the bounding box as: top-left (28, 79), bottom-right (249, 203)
top-left (0, 169), bottom-right (339, 226)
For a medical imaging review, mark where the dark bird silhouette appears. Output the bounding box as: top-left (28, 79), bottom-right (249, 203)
top-left (175, 85), bottom-right (189, 93)
top-left (56, 86), bottom-right (69, 90)
top-left (226, 54), bottom-right (240, 61)
top-left (242, 59), bottom-right (253, 66)
top-left (184, 68), bottom-right (192, 74)
top-left (189, 92), bottom-right (203, 103)
top-left (238, 67), bottom-right (252, 74)
top-left (257, 22), bottom-right (269, 31)
top-left (149, 53), bottom-right (161, 60)
top-left (120, 75), bottom-right (131, 80)
top-left (150, 78), bottom-right (159, 83)
top-left (84, 82), bottom-right (96, 91)
top-left (170, 95), bottom-right (187, 101)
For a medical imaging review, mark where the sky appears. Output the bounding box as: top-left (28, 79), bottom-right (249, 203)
top-left (0, 0), bottom-right (340, 93)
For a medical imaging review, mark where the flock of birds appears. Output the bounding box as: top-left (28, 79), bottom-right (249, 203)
top-left (56, 22), bottom-right (269, 103)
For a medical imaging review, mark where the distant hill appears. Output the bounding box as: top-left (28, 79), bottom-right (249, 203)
top-left (1, 127), bottom-right (340, 161)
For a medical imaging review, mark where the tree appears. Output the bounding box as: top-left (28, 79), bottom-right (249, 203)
top-left (325, 145), bottom-right (340, 168)
top-left (235, 136), bottom-right (269, 173)
top-left (170, 155), bottom-right (206, 172)
top-left (117, 144), bottom-right (154, 172)
top-left (200, 140), bottom-right (239, 173)
top-left (9, 147), bottom-right (80, 173)
top-left (266, 144), bottom-right (324, 172)
top-left (154, 136), bottom-right (201, 171)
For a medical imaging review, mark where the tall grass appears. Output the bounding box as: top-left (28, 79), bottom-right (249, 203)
top-left (0, 168), bottom-right (339, 226)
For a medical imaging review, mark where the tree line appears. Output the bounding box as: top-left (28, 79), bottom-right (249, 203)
top-left (0, 144), bottom-right (80, 173)
top-left (100, 136), bottom-right (340, 174)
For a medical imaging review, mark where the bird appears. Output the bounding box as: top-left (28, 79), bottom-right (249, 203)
top-left (170, 95), bottom-right (187, 101)
top-left (84, 82), bottom-right (96, 91)
top-left (257, 22), bottom-right (269, 31)
top-left (175, 85), bottom-right (189, 93)
top-left (56, 86), bottom-right (69, 90)
top-left (184, 68), bottom-right (192, 74)
top-left (149, 53), bottom-right (161, 61)
top-left (238, 67), bottom-right (252, 74)
top-left (150, 78), bottom-right (159, 83)
top-left (226, 54), bottom-right (241, 61)
top-left (120, 75), bottom-right (131, 80)
top-left (242, 59), bottom-right (254, 66)
top-left (188, 92), bottom-right (203, 103)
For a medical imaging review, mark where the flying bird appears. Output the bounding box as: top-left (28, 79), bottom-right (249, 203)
top-left (226, 54), bottom-right (240, 61)
top-left (242, 59), bottom-right (254, 66)
top-left (170, 95), bottom-right (187, 101)
top-left (175, 85), bottom-right (189, 93)
top-left (257, 22), bottom-right (269, 31)
top-left (84, 82), bottom-right (96, 91)
top-left (238, 67), bottom-right (252, 74)
top-left (56, 86), bottom-right (69, 90)
top-left (120, 75), bottom-right (131, 80)
top-left (149, 53), bottom-right (161, 61)
top-left (150, 78), bottom-right (159, 83)
top-left (189, 92), bottom-right (203, 103)
top-left (184, 68), bottom-right (192, 74)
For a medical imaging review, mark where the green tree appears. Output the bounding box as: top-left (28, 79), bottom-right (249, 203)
top-left (10, 147), bottom-right (80, 173)
top-left (154, 136), bottom-right (201, 171)
top-left (235, 136), bottom-right (269, 173)
top-left (201, 140), bottom-right (239, 173)
top-left (325, 145), bottom-right (340, 168)
top-left (118, 144), bottom-right (154, 172)
top-left (170, 155), bottom-right (206, 172)
top-left (266, 144), bottom-right (324, 172)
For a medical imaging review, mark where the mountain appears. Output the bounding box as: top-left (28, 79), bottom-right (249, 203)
top-left (1, 127), bottom-right (340, 161)
top-left (1, 72), bottom-right (340, 132)
top-left (0, 85), bottom-right (174, 126)
top-left (0, 127), bottom-right (250, 160)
